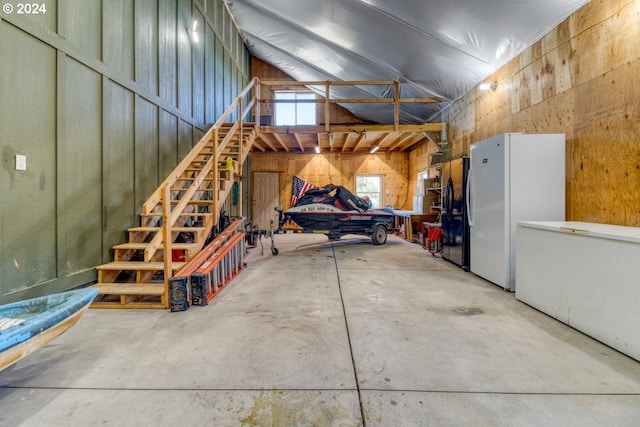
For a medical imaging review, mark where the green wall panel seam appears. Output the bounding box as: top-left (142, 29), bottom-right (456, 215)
top-left (0, 12), bottom-right (213, 132)
top-left (193, 0), bottom-right (248, 75)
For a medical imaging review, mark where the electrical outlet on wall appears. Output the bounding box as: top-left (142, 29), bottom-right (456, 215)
top-left (15, 154), bottom-right (26, 171)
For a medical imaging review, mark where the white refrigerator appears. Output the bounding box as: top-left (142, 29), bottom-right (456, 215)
top-left (467, 133), bottom-right (565, 291)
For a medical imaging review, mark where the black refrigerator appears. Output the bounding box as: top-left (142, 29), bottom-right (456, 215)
top-left (441, 156), bottom-right (470, 271)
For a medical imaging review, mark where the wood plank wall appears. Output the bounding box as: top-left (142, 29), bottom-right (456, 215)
top-left (251, 59), bottom-right (409, 210)
top-left (410, 0), bottom-right (640, 227)
top-left (250, 152), bottom-right (410, 210)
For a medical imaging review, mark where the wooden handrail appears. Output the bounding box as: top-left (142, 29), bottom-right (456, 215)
top-left (260, 79), bottom-right (397, 86)
top-left (144, 154), bottom-right (217, 262)
top-left (141, 77), bottom-right (259, 263)
top-left (142, 77), bottom-right (258, 216)
top-left (255, 79), bottom-right (439, 133)
top-left (161, 183), bottom-right (173, 308)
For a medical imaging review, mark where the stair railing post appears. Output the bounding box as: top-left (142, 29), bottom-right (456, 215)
top-left (213, 127), bottom-right (219, 225)
top-left (254, 77), bottom-right (261, 135)
top-left (161, 183), bottom-right (173, 309)
top-left (239, 96), bottom-right (243, 134)
top-left (238, 97), bottom-right (244, 217)
top-left (325, 81), bottom-right (331, 133)
top-left (394, 80), bottom-right (400, 131)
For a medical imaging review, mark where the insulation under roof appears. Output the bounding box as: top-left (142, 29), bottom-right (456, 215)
top-left (226, 0), bottom-right (590, 124)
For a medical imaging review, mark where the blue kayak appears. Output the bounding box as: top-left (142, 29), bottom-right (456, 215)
top-left (0, 288), bottom-right (98, 370)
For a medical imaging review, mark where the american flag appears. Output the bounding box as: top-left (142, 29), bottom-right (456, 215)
top-left (291, 176), bottom-right (315, 207)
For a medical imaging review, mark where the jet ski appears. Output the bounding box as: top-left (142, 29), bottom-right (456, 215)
top-left (279, 184), bottom-right (395, 245)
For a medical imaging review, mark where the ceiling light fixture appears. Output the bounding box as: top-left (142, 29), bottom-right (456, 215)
top-left (370, 146), bottom-right (379, 153)
top-left (190, 20), bottom-right (199, 43)
top-left (479, 82), bottom-right (497, 91)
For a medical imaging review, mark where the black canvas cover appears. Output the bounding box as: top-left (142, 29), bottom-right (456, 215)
top-left (294, 184), bottom-right (371, 212)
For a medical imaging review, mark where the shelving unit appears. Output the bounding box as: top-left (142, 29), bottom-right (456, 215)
top-left (399, 175), bottom-right (442, 242)
top-left (424, 178), bottom-right (442, 220)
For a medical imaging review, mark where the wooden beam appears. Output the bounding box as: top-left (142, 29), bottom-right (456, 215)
top-left (161, 184), bottom-right (173, 309)
top-left (328, 98), bottom-right (439, 104)
top-left (394, 81), bottom-right (400, 131)
top-left (351, 131), bottom-right (368, 152)
top-left (253, 80), bottom-right (261, 135)
top-left (260, 97), bottom-right (439, 104)
top-left (253, 123), bottom-right (445, 152)
top-left (260, 79), bottom-right (396, 86)
top-left (258, 134), bottom-right (278, 151)
top-left (398, 134), bottom-right (425, 151)
top-left (251, 139), bottom-right (267, 152)
top-left (398, 98), bottom-right (441, 103)
top-left (369, 133), bottom-right (394, 152)
top-left (272, 133), bottom-right (290, 152)
top-left (387, 133), bottom-right (414, 151)
top-left (341, 133), bottom-right (352, 153)
top-left (259, 98), bottom-right (325, 103)
top-left (293, 133), bottom-right (305, 152)
top-left (259, 123), bottom-right (445, 134)
top-left (325, 83), bottom-right (331, 133)
top-left (422, 131), bottom-right (437, 146)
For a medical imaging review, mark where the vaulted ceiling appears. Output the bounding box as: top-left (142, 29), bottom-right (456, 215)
top-left (226, 0), bottom-right (590, 125)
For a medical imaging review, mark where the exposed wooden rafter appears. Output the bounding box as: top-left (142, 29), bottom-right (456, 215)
top-left (257, 134), bottom-right (278, 151)
top-left (251, 79), bottom-right (445, 153)
top-left (351, 130), bottom-right (368, 152)
top-left (293, 133), bottom-right (304, 152)
top-left (272, 133), bottom-right (289, 152)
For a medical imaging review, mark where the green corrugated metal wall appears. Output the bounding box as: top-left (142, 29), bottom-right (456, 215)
top-left (0, 0), bottom-right (250, 303)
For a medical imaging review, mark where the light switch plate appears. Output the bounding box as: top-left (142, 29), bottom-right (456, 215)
top-left (16, 154), bottom-right (26, 171)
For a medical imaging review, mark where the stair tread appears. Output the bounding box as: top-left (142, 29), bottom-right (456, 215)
top-left (168, 200), bottom-right (214, 204)
top-left (141, 212), bottom-right (213, 217)
top-left (129, 226), bottom-right (206, 232)
top-left (92, 283), bottom-right (165, 295)
top-left (114, 242), bottom-right (199, 250)
top-left (96, 261), bottom-right (186, 270)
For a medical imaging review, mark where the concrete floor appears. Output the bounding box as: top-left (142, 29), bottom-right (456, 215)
top-left (1, 233), bottom-right (640, 426)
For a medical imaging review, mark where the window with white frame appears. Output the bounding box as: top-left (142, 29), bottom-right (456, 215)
top-left (274, 91), bottom-right (316, 126)
top-left (417, 171), bottom-right (429, 196)
top-left (355, 175), bottom-right (383, 209)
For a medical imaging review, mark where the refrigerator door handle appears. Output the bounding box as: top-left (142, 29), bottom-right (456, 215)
top-left (466, 169), bottom-right (474, 226)
top-left (444, 179), bottom-right (453, 219)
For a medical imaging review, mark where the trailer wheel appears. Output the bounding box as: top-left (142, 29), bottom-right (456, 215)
top-left (371, 224), bottom-right (387, 245)
top-left (271, 247), bottom-right (279, 256)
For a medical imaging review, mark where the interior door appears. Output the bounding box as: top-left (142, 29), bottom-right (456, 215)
top-left (252, 172), bottom-right (280, 229)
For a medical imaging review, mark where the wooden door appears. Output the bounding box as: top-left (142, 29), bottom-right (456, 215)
top-left (252, 172), bottom-right (280, 229)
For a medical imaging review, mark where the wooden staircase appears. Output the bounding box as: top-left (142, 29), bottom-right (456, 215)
top-left (91, 79), bottom-right (261, 309)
